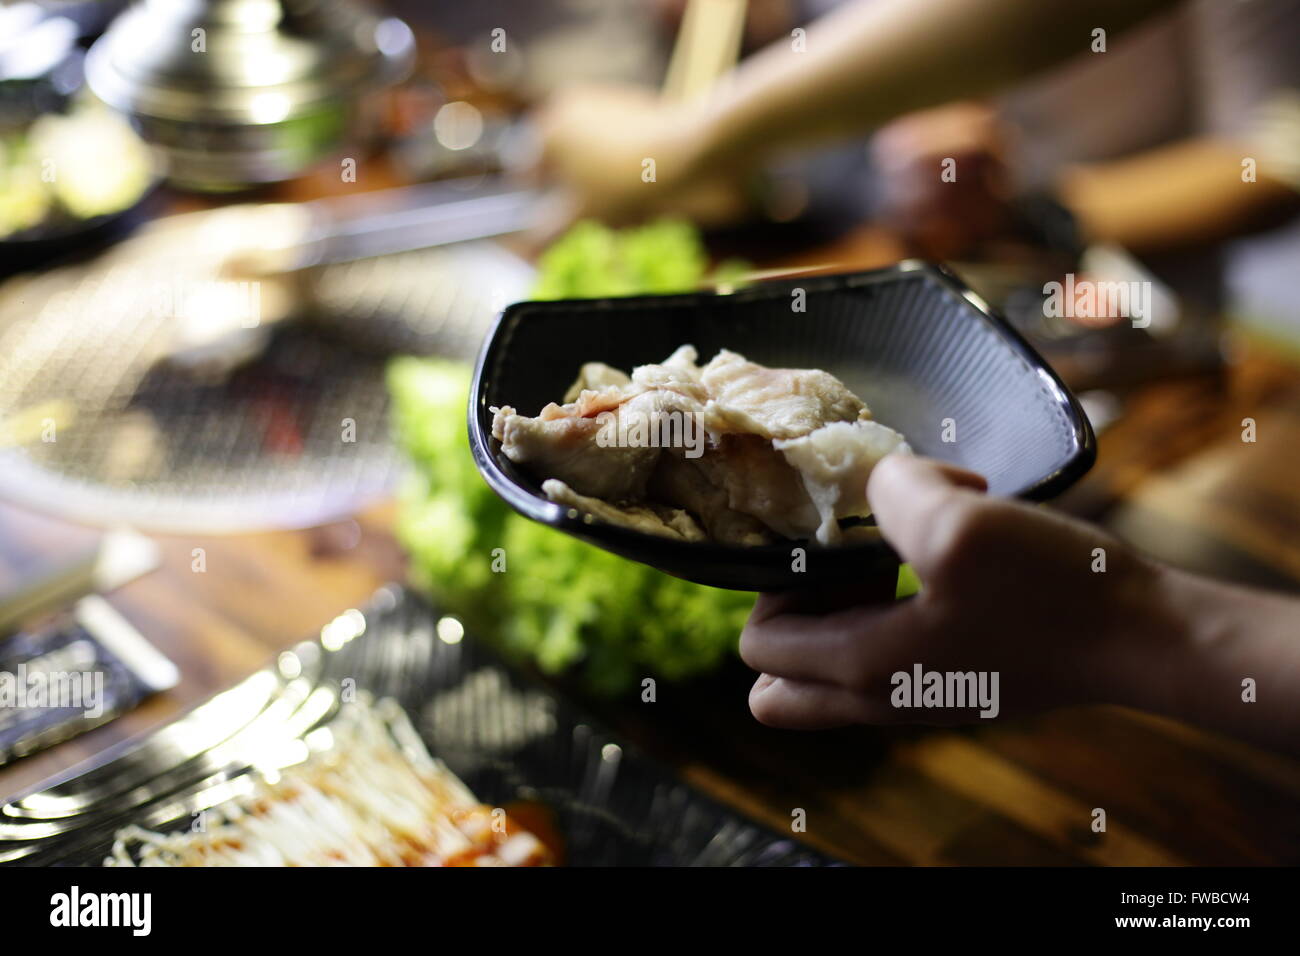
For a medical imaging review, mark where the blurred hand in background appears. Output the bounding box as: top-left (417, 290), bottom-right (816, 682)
top-left (870, 101), bottom-right (1015, 259)
top-left (533, 84), bottom-right (750, 226)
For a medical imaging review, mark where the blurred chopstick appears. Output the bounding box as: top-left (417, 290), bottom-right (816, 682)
top-left (662, 0), bottom-right (748, 102)
top-left (702, 262), bottom-right (845, 293)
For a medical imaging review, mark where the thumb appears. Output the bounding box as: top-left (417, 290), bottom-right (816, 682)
top-left (867, 455), bottom-right (988, 578)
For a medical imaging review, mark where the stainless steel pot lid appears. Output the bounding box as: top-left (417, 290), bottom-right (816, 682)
top-left (84, 0), bottom-right (415, 126)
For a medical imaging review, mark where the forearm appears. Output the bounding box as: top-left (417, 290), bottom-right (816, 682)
top-left (1058, 138), bottom-right (1300, 252)
top-left (1115, 565), bottom-right (1300, 755)
top-left (686, 0), bottom-right (1178, 174)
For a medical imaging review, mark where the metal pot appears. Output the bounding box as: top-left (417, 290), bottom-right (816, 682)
top-left (85, 0), bottom-right (415, 191)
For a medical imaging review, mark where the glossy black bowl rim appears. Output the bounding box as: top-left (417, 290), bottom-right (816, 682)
top-left (468, 260), bottom-right (1097, 566)
top-left (0, 177), bottom-right (163, 278)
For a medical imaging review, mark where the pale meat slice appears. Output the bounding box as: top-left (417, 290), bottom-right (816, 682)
top-left (543, 479), bottom-right (706, 542)
top-left (773, 420), bottom-right (912, 545)
top-left (695, 434), bottom-right (824, 541)
top-left (648, 452), bottom-right (774, 546)
top-left (495, 346), bottom-right (909, 547)
top-left (552, 383), bottom-right (639, 419)
top-left (492, 355), bottom-right (706, 499)
top-left (615, 384), bottom-right (708, 447)
top-left (699, 350), bottom-right (871, 441)
top-left (580, 385), bottom-right (709, 463)
top-left (492, 402), bottom-right (660, 500)
top-left (629, 344), bottom-right (708, 398)
top-left (562, 362), bottom-right (633, 403)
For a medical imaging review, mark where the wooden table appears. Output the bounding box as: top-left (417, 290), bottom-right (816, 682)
top-left (1, 224), bottom-right (1298, 866)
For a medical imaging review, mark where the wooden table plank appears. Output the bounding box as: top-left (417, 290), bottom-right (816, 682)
top-left (896, 733), bottom-right (1187, 866)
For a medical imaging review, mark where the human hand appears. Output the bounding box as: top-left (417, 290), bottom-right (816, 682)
top-left (871, 101), bottom-right (1015, 259)
top-left (532, 85), bottom-right (750, 226)
top-left (742, 455), bottom-right (1176, 729)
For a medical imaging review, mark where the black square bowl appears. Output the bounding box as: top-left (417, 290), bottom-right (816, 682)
top-left (469, 262), bottom-right (1095, 592)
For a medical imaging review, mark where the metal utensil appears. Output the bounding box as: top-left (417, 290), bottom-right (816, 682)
top-left (0, 529), bottom-right (159, 638)
top-left (0, 179), bottom-right (538, 533)
top-left (164, 177), bottom-right (549, 364)
top-left (85, 0), bottom-right (416, 191)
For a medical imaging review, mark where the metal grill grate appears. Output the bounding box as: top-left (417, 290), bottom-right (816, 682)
top-left (0, 238), bottom-right (533, 531)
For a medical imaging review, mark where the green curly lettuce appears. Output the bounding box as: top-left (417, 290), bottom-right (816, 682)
top-left (530, 218), bottom-right (713, 300)
top-left (389, 358), bottom-right (754, 696)
top-left (390, 219), bottom-right (765, 694)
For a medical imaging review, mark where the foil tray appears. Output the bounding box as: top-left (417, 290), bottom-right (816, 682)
top-left (0, 586), bottom-right (833, 866)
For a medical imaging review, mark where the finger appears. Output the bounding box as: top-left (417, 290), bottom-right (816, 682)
top-left (748, 675), bottom-right (888, 729)
top-left (740, 599), bottom-right (924, 687)
top-left (867, 455), bottom-right (987, 578)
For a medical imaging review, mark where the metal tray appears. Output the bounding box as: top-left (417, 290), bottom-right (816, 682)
top-left (0, 586), bottom-right (833, 866)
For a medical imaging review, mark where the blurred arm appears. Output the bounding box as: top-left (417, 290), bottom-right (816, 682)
top-left (687, 0), bottom-right (1181, 175)
top-left (1058, 137), bottom-right (1300, 252)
